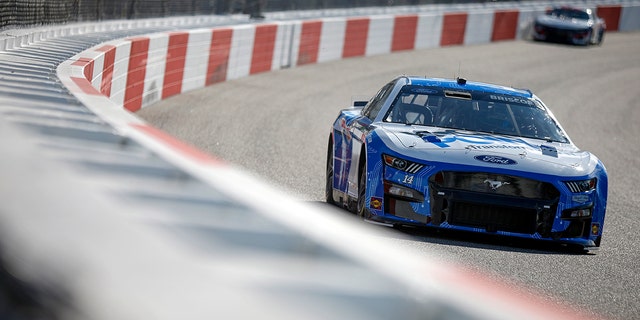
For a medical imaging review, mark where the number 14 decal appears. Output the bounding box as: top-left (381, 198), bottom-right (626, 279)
top-left (403, 175), bottom-right (414, 184)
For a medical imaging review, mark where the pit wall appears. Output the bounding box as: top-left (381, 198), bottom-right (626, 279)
top-left (62, 3), bottom-right (640, 115)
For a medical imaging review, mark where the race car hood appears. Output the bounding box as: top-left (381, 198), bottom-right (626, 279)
top-left (536, 15), bottom-right (591, 30)
top-left (379, 124), bottom-right (596, 177)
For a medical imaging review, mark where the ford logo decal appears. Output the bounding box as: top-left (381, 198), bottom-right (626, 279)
top-left (474, 155), bottom-right (518, 165)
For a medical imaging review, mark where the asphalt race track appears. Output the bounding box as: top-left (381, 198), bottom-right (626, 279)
top-left (139, 32), bottom-right (640, 320)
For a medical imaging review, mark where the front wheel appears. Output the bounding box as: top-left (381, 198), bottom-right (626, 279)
top-left (356, 157), bottom-right (370, 219)
top-left (325, 136), bottom-right (336, 205)
top-left (596, 30), bottom-right (605, 45)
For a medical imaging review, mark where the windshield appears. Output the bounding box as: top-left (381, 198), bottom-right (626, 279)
top-left (383, 86), bottom-right (569, 143)
top-left (549, 8), bottom-right (590, 21)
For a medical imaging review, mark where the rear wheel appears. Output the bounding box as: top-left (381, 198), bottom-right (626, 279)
top-left (325, 136), bottom-right (336, 205)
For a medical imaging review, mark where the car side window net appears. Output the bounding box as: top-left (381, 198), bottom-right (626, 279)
top-left (384, 92), bottom-right (438, 125)
top-left (363, 81), bottom-right (395, 120)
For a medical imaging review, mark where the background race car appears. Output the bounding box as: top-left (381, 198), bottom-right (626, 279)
top-left (532, 6), bottom-right (606, 45)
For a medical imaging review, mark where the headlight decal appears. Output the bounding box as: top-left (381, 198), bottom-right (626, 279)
top-left (383, 154), bottom-right (424, 173)
top-left (564, 178), bottom-right (597, 193)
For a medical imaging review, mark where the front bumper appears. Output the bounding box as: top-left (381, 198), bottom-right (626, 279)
top-left (374, 163), bottom-right (603, 248)
top-left (533, 24), bottom-right (592, 45)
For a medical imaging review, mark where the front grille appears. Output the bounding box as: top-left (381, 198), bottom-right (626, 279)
top-left (430, 171), bottom-right (560, 200)
top-left (449, 202), bottom-right (538, 234)
top-left (429, 171), bottom-right (560, 235)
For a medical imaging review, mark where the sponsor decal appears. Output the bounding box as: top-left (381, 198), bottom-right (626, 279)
top-left (340, 118), bottom-right (347, 130)
top-left (474, 155), bottom-right (518, 165)
top-left (489, 94), bottom-right (534, 106)
top-left (572, 194), bottom-right (590, 203)
top-left (467, 144), bottom-right (525, 151)
top-left (370, 197), bottom-right (383, 210)
top-left (425, 132), bottom-right (539, 150)
top-left (412, 88), bottom-right (439, 94)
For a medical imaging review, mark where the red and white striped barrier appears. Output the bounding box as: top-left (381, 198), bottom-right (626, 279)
top-left (62, 3), bottom-right (639, 116)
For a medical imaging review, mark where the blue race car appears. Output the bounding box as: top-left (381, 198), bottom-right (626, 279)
top-left (326, 76), bottom-right (607, 250)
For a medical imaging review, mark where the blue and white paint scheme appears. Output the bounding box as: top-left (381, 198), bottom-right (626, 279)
top-left (326, 76), bottom-right (607, 250)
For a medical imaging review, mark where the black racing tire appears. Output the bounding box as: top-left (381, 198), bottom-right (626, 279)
top-left (597, 30), bottom-right (605, 46)
top-left (356, 153), bottom-right (370, 219)
top-left (325, 135), bottom-right (336, 205)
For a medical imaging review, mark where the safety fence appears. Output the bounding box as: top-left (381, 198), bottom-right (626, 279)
top-left (2, 0), bottom-right (536, 29)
